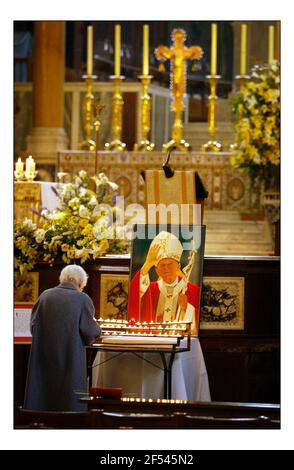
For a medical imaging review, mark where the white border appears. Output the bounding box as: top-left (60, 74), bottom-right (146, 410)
top-left (1, 0), bottom-right (293, 452)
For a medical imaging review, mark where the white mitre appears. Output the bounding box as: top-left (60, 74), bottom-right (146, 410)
top-left (150, 231), bottom-right (183, 265)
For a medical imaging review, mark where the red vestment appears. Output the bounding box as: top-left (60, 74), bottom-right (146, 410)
top-left (128, 270), bottom-right (200, 332)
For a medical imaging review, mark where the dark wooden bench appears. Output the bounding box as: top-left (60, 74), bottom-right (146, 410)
top-left (14, 406), bottom-right (96, 429)
top-left (80, 397), bottom-right (280, 420)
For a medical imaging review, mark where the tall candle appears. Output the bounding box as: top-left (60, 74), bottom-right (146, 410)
top-left (15, 157), bottom-right (24, 173)
top-left (211, 23), bottom-right (217, 75)
top-left (240, 24), bottom-right (247, 75)
top-left (26, 155), bottom-right (35, 173)
top-left (142, 24), bottom-right (149, 75)
top-left (114, 24), bottom-right (121, 76)
top-left (268, 25), bottom-right (275, 64)
top-left (87, 25), bottom-right (93, 75)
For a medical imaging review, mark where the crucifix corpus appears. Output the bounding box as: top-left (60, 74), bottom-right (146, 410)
top-left (155, 29), bottom-right (203, 151)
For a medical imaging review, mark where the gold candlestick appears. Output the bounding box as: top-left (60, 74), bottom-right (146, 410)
top-left (201, 75), bottom-right (223, 151)
top-left (14, 157), bottom-right (25, 181)
top-left (134, 75), bottom-right (155, 151)
top-left (24, 155), bottom-right (38, 182)
top-left (93, 101), bottom-right (105, 174)
top-left (104, 75), bottom-right (126, 152)
top-left (79, 74), bottom-right (97, 151)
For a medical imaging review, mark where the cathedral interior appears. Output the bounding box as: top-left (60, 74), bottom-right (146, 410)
top-left (11, 19), bottom-right (281, 441)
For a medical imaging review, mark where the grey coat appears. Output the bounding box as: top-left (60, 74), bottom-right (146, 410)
top-left (23, 283), bottom-right (101, 411)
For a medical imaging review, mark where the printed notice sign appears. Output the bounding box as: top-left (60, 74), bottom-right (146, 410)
top-left (14, 304), bottom-right (32, 343)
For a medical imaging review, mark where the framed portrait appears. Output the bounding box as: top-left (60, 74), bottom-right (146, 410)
top-left (200, 276), bottom-right (245, 330)
top-left (14, 271), bottom-right (39, 305)
top-left (128, 224), bottom-right (206, 335)
top-left (100, 273), bottom-right (129, 321)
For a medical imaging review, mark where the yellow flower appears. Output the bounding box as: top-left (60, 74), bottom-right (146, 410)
top-left (79, 219), bottom-right (88, 227)
top-left (99, 239), bottom-right (110, 251)
top-left (61, 243), bottom-right (69, 252)
top-left (250, 116), bottom-right (262, 129)
top-left (81, 223), bottom-right (93, 236)
top-left (43, 253), bottom-right (54, 263)
top-left (67, 248), bottom-right (76, 258)
top-left (251, 128), bottom-right (262, 140)
top-left (15, 236), bottom-right (28, 249)
top-left (77, 238), bottom-right (86, 246)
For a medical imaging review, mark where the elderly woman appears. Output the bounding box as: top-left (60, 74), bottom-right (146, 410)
top-left (24, 265), bottom-right (101, 411)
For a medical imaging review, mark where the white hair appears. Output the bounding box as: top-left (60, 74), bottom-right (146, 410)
top-left (59, 265), bottom-right (88, 289)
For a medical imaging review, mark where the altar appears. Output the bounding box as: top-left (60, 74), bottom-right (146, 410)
top-left (91, 337), bottom-right (211, 401)
top-left (57, 150), bottom-right (251, 212)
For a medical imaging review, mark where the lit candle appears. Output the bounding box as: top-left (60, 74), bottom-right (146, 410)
top-left (15, 157), bottom-right (24, 173)
top-left (114, 24), bottom-right (121, 76)
top-left (211, 23), bottom-right (217, 75)
top-left (87, 25), bottom-right (93, 75)
top-left (25, 155), bottom-right (35, 173)
top-left (268, 25), bottom-right (275, 64)
top-left (142, 24), bottom-right (149, 75)
top-left (240, 24), bottom-right (247, 75)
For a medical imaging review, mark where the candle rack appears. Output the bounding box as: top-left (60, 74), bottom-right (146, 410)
top-left (104, 75), bottom-right (126, 152)
top-left (133, 74), bottom-right (155, 151)
top-left (201, 74), bottom-right (223, 152)
top-left (95, 318), bottom-right (191, 350)
top-left (79, 74), bottom-right (97, 151)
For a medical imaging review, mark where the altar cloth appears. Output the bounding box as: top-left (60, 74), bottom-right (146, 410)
top-left (91, 337), bottom-right (211, 401)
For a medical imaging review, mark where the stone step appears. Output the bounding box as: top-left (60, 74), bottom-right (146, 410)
top-left (205, 223), bottom-right (267, 233)
top-left (205, 246), bottom-right (274, 256)
top-left (203, 210), bottom-right (249, 222)
top-left (203, 209), bottom-right (273, 256)
top-left (184, 121), bottom-right (235, 151)
top-left (206, 233), bottom-right (270, 243)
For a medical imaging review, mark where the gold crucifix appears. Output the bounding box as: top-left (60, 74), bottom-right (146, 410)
top-left (155, 29), bottom-right (203, 151)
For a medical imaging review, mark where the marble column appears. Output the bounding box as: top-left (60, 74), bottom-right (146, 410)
top-left (26, 21), bottom-right (68, 179)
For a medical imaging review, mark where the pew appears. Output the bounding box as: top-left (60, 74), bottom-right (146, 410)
top-left (14, 401), bottom-right (280, 430)
top-left (14, 406), bottom-right (97, 429)
top-left (181, 414), bottom-right (280, 429)
top-left (98, 411), bottom-right (179, 429)
top-left (80, 397), bottom-right (280, 420)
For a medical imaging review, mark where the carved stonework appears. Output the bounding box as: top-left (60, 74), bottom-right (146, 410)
top-left (57, 150), bottom-right (252, 212)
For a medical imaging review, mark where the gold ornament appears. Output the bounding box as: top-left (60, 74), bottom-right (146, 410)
top-left (191, 62), bottom-right (198, 72)
top-left (158, 62), bottom-right (165, 72)
top-left (155, 29), bottom-right (203, 151)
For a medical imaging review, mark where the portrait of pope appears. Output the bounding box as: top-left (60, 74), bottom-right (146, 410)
top-left (128, 228), bottom-right (205, 335)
